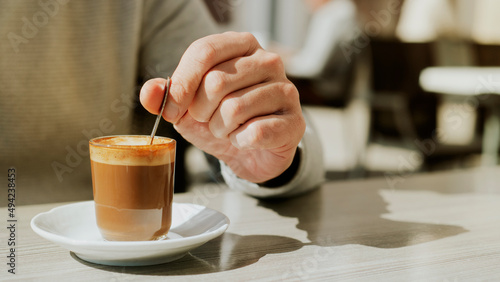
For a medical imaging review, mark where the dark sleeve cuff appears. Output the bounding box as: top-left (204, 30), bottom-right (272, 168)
top-left (258, 147), bottom-right (301, 188)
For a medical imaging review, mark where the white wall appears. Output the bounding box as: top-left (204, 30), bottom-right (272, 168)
top-left (274, 0), bottom-right (310, 49)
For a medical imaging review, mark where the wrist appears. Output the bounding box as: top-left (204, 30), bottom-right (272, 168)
top-left (258, 147), bottom-right (301, 188)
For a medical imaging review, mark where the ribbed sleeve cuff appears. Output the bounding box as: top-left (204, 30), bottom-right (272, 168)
top-left (220, 118), bottom-right (325, 198)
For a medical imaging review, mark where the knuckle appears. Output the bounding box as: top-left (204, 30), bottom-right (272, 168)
top-left (188, 107), bottom-right (209, 122)
top-left (279, 81), bottom-right (300, 102)
top-left (238, 31), bottom-right (258, 44)
top-left (296, 114), bottom-right (306, 137)
top-left (233, 31), bottom-right (261, 54)
top-left (204, 70), bottom-right (226, 96)
top-left (268, 52), bottom-right (284, 67)
top-left (229, 31), bottom-right (257, 43)
top-left (262, 52), bottom-right (284, 73)
top-left (171, 76), bottom-right (191, 98)
top-left (300, 118), bottom-right (306, 135)
top-left (247, 123), bottom-right (269, 145)
top-left (189, 38), bottom-right (218, 67)
top-left (221, 97), bottom-right (244, 120)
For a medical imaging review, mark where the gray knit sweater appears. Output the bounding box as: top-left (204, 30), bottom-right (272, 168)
top-left (0, 0), bottom-right (324, 205)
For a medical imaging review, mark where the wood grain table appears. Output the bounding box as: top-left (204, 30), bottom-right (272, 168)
top-left (4, 166), bottom-right (500, 281)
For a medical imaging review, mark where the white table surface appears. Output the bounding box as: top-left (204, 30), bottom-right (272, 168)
top-left (5, 166), bottom-right (500, 281)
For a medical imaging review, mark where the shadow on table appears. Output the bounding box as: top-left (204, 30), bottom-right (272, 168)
top-left (72, 232), bottom-right (303, 275)
top-left (74, 181), bottom-right (469, 275)
top-left (258, 185), bottom-right (468, 248)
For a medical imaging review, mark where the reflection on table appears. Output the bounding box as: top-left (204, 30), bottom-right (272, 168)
top-left (13, 166), bottom-right (500, 281)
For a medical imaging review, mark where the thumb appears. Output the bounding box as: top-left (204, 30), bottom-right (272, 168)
top-left (139, 78), bottom-right (169, 116)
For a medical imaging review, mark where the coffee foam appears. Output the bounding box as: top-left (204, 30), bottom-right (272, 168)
top-left (97, 136), bottom-right (170, 146)
top-left (89, 136), bottom-right (175, 166)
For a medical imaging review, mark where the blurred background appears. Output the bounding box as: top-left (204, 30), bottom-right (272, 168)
top-left (4, 0), bottom-right (500, 205)
top-left (194, 0), bottom-right (500, 181)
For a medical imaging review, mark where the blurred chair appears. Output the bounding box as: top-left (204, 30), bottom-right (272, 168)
top-left (420, 67), bottom-right (500, 166)
top-left (287, 0), bottom-right (429, 178)
top-left (301, 48), bottom-right (372, 179)
top-left (415, 0), bottom-right (500, 166)
top-left (391, 0), bottom-right (500, 169)
top-left (303, 39), bottom-right (427, 179)
top-left (363, 38), bottom-right (438, 173)
top-left (283, 0), bottom-right (372, 178)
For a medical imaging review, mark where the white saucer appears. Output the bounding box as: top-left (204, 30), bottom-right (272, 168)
top-left (31, 201), bottom-right (229, 266)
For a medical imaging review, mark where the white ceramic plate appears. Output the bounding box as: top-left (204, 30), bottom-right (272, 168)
top-left (31, 201), bottom-right (229, 266)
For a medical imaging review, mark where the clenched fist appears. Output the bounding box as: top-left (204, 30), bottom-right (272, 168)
top-left (140, 32), bottom-right (305, 184)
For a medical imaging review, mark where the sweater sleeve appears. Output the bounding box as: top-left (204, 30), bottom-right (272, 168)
top-left (220, 111), bottom-right (325, 198)
top-left (139, 0), bottom-right (218, 79)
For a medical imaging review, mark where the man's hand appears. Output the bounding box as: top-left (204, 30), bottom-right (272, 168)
top-left (140, 32), bottom-right (305, 183)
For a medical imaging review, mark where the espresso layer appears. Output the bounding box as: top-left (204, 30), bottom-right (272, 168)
top-left (91, 162), bottom-right (175, 208)
top-left (91, 161), bottom-right (175, 241)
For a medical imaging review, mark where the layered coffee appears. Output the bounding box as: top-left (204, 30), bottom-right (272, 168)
top-left (89, 135), bottom-right (175, 241)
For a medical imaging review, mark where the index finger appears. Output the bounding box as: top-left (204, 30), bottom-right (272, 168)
top-left (165, 32), bottom-right (261, 123)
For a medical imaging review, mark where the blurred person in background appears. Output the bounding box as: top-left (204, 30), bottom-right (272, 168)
top-left (273, 0), bottom-right (360, 107)
top-left (0, 0), bottom-right (323, 205)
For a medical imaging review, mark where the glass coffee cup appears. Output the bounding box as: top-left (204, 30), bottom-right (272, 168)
top-left (89, 135), bottom-right (176, 241)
